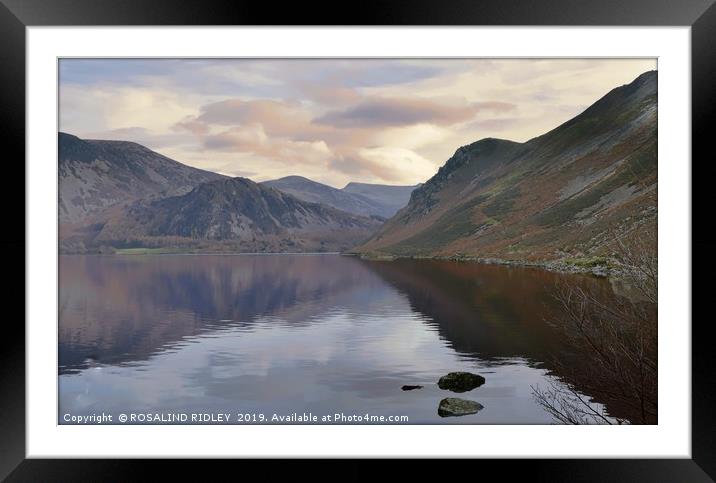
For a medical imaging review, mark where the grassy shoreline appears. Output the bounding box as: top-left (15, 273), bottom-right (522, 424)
top-left (65, 247), bottom-right (615, 278)
top-left (350, 252), bottom-right (615, 277)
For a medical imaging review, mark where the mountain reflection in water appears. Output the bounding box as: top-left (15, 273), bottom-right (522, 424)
top-left (59, 254), bottom-right (625, 424)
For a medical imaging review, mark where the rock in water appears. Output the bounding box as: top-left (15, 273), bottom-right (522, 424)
top-left (437, 372), bottom-right (485, 392)
top-left (438, 397), bottom-right (484, 417)
top-left (401, 385), bottom-right (424, 391)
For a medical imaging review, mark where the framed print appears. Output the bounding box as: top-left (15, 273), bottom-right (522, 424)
top-left (2, 0), bottom-right (712, 480)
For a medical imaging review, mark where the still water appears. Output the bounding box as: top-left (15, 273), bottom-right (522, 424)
top-left (59, 254), bottom-right (620, 424)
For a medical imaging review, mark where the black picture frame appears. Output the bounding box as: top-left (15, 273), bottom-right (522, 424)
top-left (2, 0), bottom-right (711, 480)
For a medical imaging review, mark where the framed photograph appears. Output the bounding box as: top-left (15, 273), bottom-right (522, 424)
top-left (4, 0), bottom-right (711, 479)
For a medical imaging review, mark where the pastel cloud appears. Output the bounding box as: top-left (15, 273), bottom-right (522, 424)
top-left (314, 97), bottom-right (516, 129)
top-left (59, 58), bottom-right (656, 187)
top-left (203, 124), bottom-right (269, 151)
top-left (203, 125), bottom-right (332, 168)
top-left (195, 99), bottom-right (309, 130)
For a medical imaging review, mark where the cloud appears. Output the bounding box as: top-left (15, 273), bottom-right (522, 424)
top-left (373, 124), bottom-right (453, 151)
top-left (197, 99), bottom-right (303, 126)
top-left (173, 117), bottom-right (209, 136)
top-left (464, 117), bottom-right (521, 132)
top-left (80, 127), bottom-right (196, 152)
top-left (60, 58), bottom-right (657, 187)
top-left (203, 124), bottom-right (269, 151)
top-left (296, 84), bottom-right (361, 106)
top-left (473, 101), bottom-right (516, 112)
top-left (60, 83), bottom-right (200, 135)
top-left (355, 146), bottom-right (437, 183)
top-left (203, 125), bottom-right (332, 168)
top-left (176, 98), bottom-right (325, 141)
top-left (338, 62), bottom-right (445, 88)
top-left (314, 97), bottom-right (517, 129)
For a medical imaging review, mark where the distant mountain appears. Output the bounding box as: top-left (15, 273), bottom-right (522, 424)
top-left (262, 176), bottom-right (384, 218)
top-left (59, 132), bottom-right (225, 224)
top-left (59, 134), bottom-right (382, 253)
top-left (342, 182), bottom-right (420, 217)
top-left (355, 71), bottom-right (657, 261)
top-left (94, 177), bottom-right (383, 253)
top-left (262, 176), bottom-right (419, 218)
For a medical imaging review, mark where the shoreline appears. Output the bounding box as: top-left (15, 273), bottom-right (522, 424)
top-left (60, 250), bottom-right (342, 256)
top-left (63, 248), bottom-right (616, 278)
top-left (349, 252), bottom-right (616, 278)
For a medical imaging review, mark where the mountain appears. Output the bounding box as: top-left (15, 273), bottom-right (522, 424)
top-left (93, 177), bottom-right (383, 253)
top-left (355, 71), bottom-right (657, 262)
top-left (261, 176), bottom-right (386, 218)
top-left (342, 182), bottom-right (420, 217)
top-left (59, 132), bottom-right (225, 224)
top-left (262, 176), bottom-right (418, 218)
top-left (59, 134), bottom-right (381, 253)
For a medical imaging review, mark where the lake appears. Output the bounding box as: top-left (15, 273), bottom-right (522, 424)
top-left (58, 253), bottom-right (623, 424)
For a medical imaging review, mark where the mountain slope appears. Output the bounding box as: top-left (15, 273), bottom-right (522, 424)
top-left (261, 176), bottom-right (386, 218)
top-left (355, 71), bottom-right (657, 261)
top-left (342, 182), bottom-right (420, 217)
top-left (95, 177), bottom-right (383, 253)
top-left (262, 176), bottom-right (418, 218)
top-left (59, 132), bottom-right (225, 224)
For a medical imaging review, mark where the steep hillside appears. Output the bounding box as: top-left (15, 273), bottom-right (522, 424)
top-left (355, 71), bottom-right (657, 262)
top-left (59, 132), bottom-right (225, 224)
top-left (95, 177), bottom-right (383, 253)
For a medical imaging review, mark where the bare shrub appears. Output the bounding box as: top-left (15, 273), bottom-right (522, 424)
top-left (533, 226), bottom-right (657, 424)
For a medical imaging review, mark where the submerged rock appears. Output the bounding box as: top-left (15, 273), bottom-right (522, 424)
top-left (437, 372), bottom-right (485, 392)
top-left (438, 397), bottom-right (484, 417)
top-left (401, 385), bottom-right (424, 391)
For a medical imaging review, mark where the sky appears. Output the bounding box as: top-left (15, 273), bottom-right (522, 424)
top-left (59, 58), bottom-right (656, 188)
